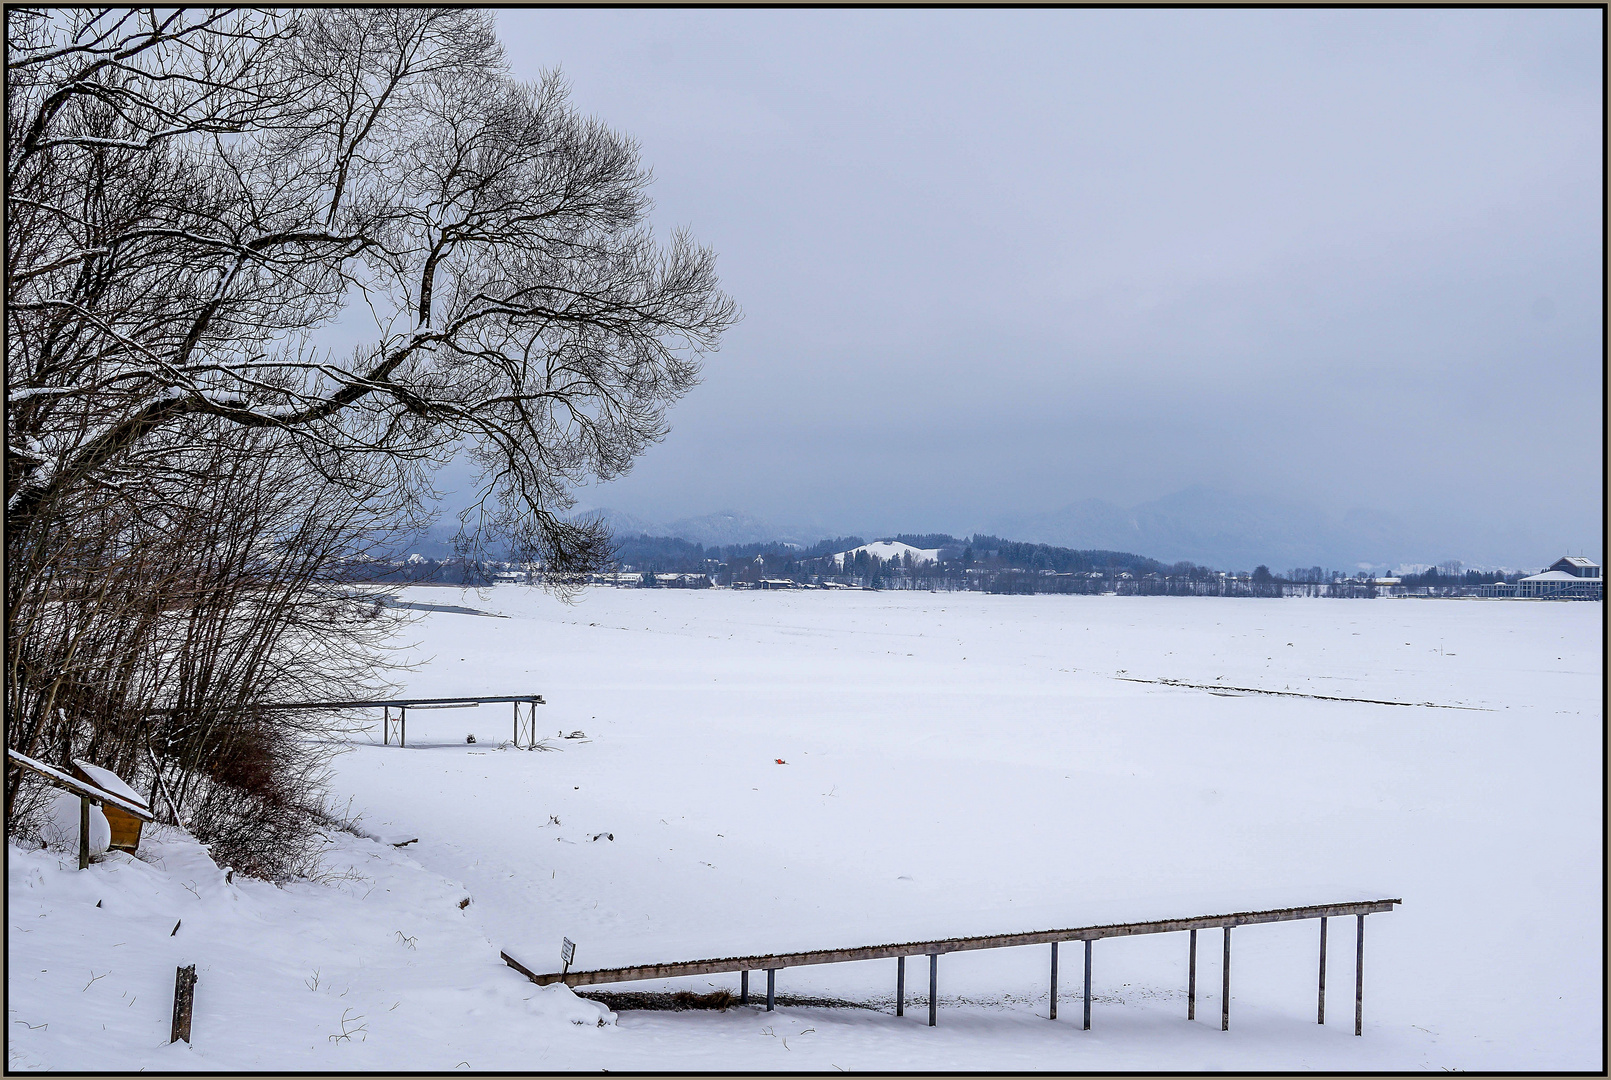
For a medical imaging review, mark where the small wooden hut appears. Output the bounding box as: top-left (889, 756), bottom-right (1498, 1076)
top-left (68, 760), bottom-right (151, 853)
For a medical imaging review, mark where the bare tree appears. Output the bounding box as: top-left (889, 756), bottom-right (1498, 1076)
top-left (7, 7), bottom-right (735, 564)
top-left (5, 8), bottom-right (737, 868)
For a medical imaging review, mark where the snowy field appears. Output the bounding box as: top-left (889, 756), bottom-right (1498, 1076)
top-left (8, 588), bottom-right (1602, 1071)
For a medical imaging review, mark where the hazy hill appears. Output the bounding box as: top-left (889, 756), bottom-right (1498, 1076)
top-left (990, 486), bottom-right (1430, 571)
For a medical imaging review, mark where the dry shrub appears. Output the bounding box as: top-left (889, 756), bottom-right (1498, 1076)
top-left (671, 989), bottom-right (737, 1011)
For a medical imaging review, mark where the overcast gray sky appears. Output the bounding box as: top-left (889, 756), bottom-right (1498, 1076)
top-left (486, 8), bottom-right (1601, 564)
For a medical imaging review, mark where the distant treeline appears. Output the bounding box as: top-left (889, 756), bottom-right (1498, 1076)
top-left (613, 532), bottom-right (1167, 574)
top-left (604, 533), bottom-right (1192, 594)
top-left (1396, 567), bottom-right (1513, 588)
top-left (339, 532), bottom-right (1530, 597)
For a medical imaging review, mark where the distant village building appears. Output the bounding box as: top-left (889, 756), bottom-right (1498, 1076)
top-left (653, 572), bottom-right (711, 588)
top-left (588, 572), bottom-right (647, 586)
top-left (586, 571), bottom-right (711, 588)
top-left (1515, 556), bottom-right (1601, 600)
top-left (755, 578), bottom-right (802, 590)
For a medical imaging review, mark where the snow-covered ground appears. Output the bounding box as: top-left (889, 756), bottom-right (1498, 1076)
top-left (9, 590), bottom-right (1602, 1071)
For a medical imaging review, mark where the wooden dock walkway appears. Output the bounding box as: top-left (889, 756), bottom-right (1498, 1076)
top-left (503, 897), bottom-right (1400, 1034)
top-left (143, 693), bottom-right (547, 748)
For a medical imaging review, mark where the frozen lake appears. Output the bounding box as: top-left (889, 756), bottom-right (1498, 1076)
top-left (328, 587), bottom-right (1601, 1071)
top-left (10, 588), bottom-right (1598, 1071)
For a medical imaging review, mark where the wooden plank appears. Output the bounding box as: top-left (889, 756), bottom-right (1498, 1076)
top-left (500, 950), bottom-right (549, 985)
top-left (502, 899), bottom-right (1401, 988)
top-left (101, 805), bottom-right (145, 852)
top-left (7, 749), bottom-right (155, 822)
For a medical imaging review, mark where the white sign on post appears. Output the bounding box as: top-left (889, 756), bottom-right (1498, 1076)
top-left (560, 937), bottom-right (576, 972)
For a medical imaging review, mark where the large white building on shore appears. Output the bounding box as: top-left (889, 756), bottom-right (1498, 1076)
top-left (1510, 556), bottom-right (1602, 600)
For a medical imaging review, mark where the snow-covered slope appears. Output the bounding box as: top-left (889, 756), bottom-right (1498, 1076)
top-left (7, 829), bottom-right (611, 1072)
top-left (832, 540), bottom-right (940, 566)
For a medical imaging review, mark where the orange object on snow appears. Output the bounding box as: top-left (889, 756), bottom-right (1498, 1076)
top-left (775, 758), bottom-right (787, 764)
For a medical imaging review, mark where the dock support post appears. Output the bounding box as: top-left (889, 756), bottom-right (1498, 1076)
top-left (400, 707), bottom-right (406, 748)
top-left (1188, 928), bottom-right (1197, 1019)
top-left (1355, 915), bottom-right (1364, 1036)
top-left (896, 956), bottom-right (905, 1016)
top-left (512, 702), bottom-right (535, 749)
top-left (928, 954), bottom-right (938, 1026)
top-left (766, 969), bottom-right (775, 1011)
top-left (1222, 926), bottom-right (1231, 1031)
top-left (170, 964), bottom-right (196, 1044)
top-left (1082, 940), bottom-right (1092, 1030)
top-left (1049, 942), bottom-right (1058, 1020)
top-left (78, 796), bottom-right (91, 870)
top-left (1318, 916), bottom-right (1327, 1024)
top-left (383, 705), bottom-right (390, 745)
top-left (740, 970), bottom-right (748, 1005)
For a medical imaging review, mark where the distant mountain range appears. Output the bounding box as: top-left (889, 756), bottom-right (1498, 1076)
top-left (582, 491), bottom-right (1454, 572)
top-left (373, 507), bottom-right (817, 562)
top-left (986, 487), bottom-right (1433, 572)
top-left (578, 508), bottom-right (818, 548)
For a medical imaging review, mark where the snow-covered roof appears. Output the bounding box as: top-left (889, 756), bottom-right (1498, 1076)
top-left (1518, 570), bottom-right (1596, 583)
top-left (833, 541), bottom-right (940, 566)
top-left (1555, 556), bottom-right (1599, 568)
top-left (70, 759), bottom-right (147, 809)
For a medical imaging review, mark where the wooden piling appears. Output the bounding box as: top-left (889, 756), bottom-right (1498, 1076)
top-left (1049, 942), bottom-right (1058, 1020)
top-left (1082, 940), bottom-right (1092, 1030)
top-left (1222, 926), bottom-right (1231, 1031)
top-left (1354, 915), bottom-right (1364, 1036)
top-left (1188, 928), bottom-right (1197, 1020)
top-left (171, 965), bottom-right (196, 1044)
top-left (78, 796), bottom-right (90, 870)
top-left (1318, 916), bottom-right (1327, 1024)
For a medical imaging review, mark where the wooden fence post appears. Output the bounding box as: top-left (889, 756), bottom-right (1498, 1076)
top-left (171, 964), bottom-right (196, 1043)
top-left (78, 796), bottom-right (91, 870)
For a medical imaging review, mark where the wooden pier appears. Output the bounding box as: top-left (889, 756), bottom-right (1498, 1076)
top-left (142, 694), bottom-right (547, 748)
top-left (503, 897), bottom-right (1399, 1035)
